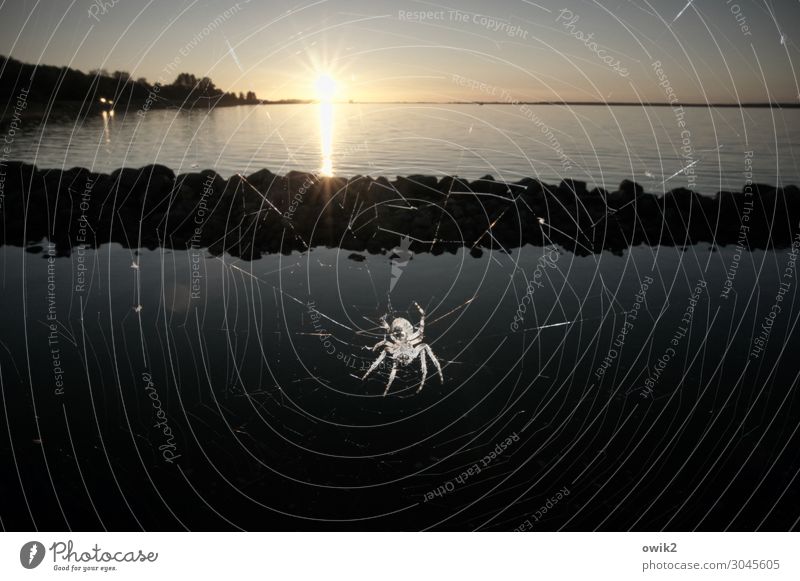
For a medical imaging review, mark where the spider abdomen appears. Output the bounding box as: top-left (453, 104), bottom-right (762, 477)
top-left (393, 346), bottom-right (416, 365)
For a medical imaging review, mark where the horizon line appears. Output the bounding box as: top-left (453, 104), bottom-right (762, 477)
top-left (284, 99), bottom-right (800, 108)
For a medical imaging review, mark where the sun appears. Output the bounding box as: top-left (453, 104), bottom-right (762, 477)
top-left (314, 73), bottom-right (338, 102)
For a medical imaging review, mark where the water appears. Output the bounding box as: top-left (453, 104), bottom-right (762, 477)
top-left (2, 240), bottom-right (799, 530)
top-left (3, 102), bottom-right (800, 531)
top-left (10, 103), bottom-right (800, 194)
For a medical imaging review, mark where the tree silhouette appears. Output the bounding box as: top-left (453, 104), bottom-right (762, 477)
top-left (0, 55), bottom-right (261, 116)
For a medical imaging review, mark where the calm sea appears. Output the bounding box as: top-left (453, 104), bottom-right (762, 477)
top-left (9, 103), bottom-right (800, 194)
top-left (2, 102), bottom-right (800, 531)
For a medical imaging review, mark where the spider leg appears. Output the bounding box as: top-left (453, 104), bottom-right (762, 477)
top-left (362, 350), bottom-right (386, 380)
top-left (417, 350), bottom-right (428, 392)
top-left (383, 362), bottom-right (398, 396)
top-left (371, 340), bottom-right (389, 351)
top-left (414, 301), bottom-right (425, 336)
top-left (424, 344), bottom-right (444, 383)
top-left (407, 304), bottom-right (425, 342)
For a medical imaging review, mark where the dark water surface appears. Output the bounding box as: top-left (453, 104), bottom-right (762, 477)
top-left (2, 240), bottom-right (799, 530)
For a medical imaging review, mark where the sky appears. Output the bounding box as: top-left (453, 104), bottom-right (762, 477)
top-left (0, 0), bottom-right (798, 104)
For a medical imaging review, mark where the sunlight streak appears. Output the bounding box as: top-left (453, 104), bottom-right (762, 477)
top-left (314, 73), bottom-right (338, 177)
top-left (319, 100), bottom-right (334, 177)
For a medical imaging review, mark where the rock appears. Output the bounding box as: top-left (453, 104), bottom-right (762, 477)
top-left (175, 171), bottom-right (211, 193)
top-left (437, 176), bottom-right (469, 193)
top-left (519, 178), bottom-right (545, 204)
top-left (1, 165), bottom-right (797, 258)
top-left (141, 164), bottom-right (175, 181)
top-left (407, 175), bottom-right (438, 189)
top-left (396, 175), bottom-right (438, 198)
top-left (559, 179), bottom-right (587, 197)
top-left (471, 177), bottom-right (513, 198)
top-left (619, 179), bottom-right (643, 197)
top-left (246, 168), bottom-right (276, 188)
top-left (0, 161), bottom-right (37, 185)
top-left (662, 188), bottom-right (700, 213)
top-left (369, 176), bottom-right (393, 200)
top-left (749, 183), bottom-right (776, 196)
top-left (198, 169), bottom-right (226, 193)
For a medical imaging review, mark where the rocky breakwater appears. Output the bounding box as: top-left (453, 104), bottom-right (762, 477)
top-left (1, 162), bottom-right (798, 259)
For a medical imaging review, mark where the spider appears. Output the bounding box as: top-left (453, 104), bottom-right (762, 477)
top-left (362, 302), bottom-right (443, 396)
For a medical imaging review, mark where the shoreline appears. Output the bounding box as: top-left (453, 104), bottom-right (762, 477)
top-left (1, 162), bottom-right (798, 259)
top-left (4, 98), bottom-right (797, 126)
top-left (0, 100), bottom-right (269, 130)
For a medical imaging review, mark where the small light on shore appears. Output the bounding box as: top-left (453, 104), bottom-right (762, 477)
top-left (99, 97), bottom-right (107, 103)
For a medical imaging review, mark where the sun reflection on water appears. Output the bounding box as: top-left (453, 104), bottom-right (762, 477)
top-left (101, 109), bottom-right (114, 143)
top-left (314, 73), bottom-right (338, 177)
top-left (319, 100), bottom-right (334, 177)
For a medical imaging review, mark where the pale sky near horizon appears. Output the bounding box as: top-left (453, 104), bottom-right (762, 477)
top-left (1, 0), bottom-right (798, 104)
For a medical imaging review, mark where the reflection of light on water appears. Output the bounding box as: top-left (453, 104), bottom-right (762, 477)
top-left (101, 110), bottom-right (114, 143)
top-left (319, 101), bottom-right (334, 176)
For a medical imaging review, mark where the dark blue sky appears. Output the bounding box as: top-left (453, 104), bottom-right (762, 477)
top-left (1, 0), bottom-right (797, 103)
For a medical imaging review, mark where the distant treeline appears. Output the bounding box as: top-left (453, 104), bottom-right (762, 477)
top-left (0, 55), bottom-right (261, 113)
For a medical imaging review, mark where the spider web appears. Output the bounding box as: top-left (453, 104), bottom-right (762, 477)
top-left (2, 3), bottom-right (800, 532)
